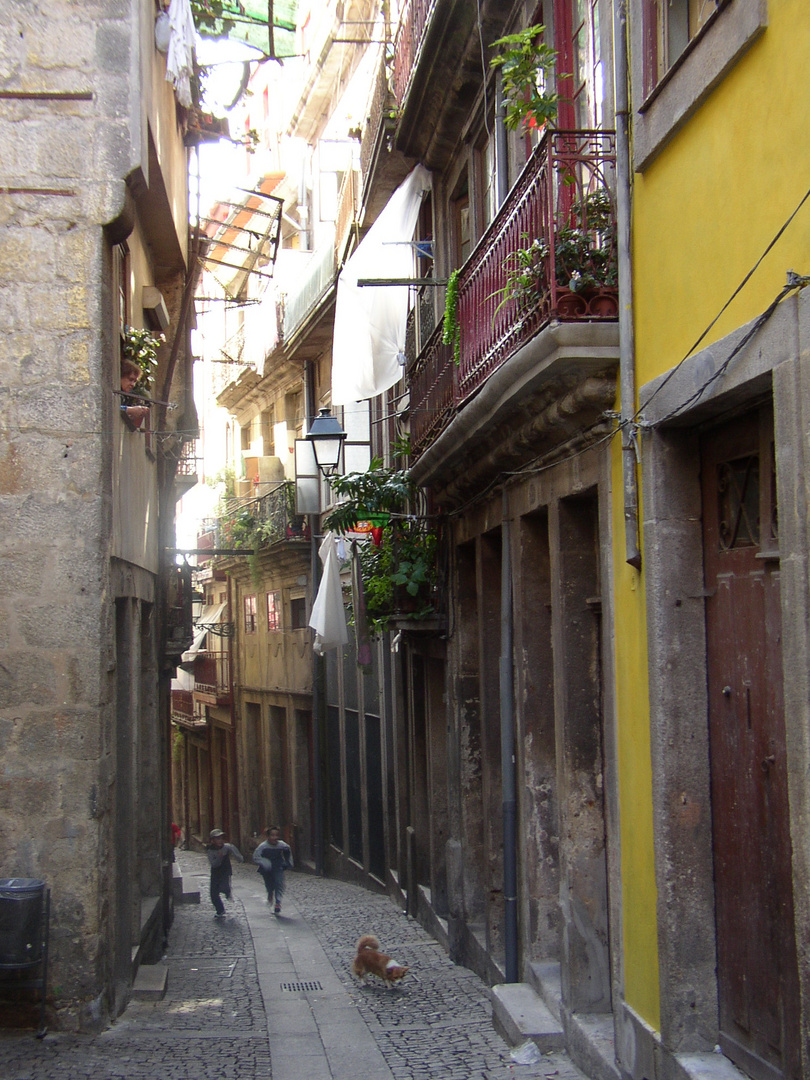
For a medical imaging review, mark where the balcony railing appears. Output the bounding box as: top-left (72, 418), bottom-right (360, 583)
top-left (171, 689), bottom-right (205, 727)
top-left (360, 56), bottom-right (396, 185)
top-left (283, 239), bottom-right (337, 340)
top-left (392, 0), bottom-right (437, 106)
top-left (176, 439), bottom-right (200, 478)
top-left (335, 167), bottom-right (360, 259)
top-left (410, 130), bottom-right (617, 460)
top-left (212, 482), bottom-right (308, 549)
top-left (194, 651), bottom-right (230, 700)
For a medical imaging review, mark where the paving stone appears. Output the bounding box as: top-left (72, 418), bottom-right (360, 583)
top-left (0, 851), bottom-right (591, 1080)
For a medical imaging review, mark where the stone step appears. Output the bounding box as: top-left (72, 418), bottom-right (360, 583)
top-left (491, 982), bottom-right (565, 1052)
top-left (171, 861), bottom-right (200, 904)
top-left (132, 964), bottom-right (167, 1001)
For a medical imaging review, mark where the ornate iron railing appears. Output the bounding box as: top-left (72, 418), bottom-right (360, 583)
top-left (213, 482), bottom-right (308, 548)
top-left (176, 439), bottom-right (200, 478)
top-left (171, 689), bottom-right (205, 727)
top-left (195, 651), bottom-right (230, 699)
top-left (410, 130), bottom-right (617, 460)
top-left (392, 0), bottom-right (437, 105)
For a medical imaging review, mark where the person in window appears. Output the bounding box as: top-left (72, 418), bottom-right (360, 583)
top-left (120, 359), bottom-right (150, 429)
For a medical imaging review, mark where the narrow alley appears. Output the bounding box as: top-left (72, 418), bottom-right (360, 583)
top-left (0, 853), bottom-right (589, 1080)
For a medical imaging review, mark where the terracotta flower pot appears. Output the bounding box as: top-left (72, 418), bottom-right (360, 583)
top-left (587, 289), bottom-right (619, 317)
top-left (555, 288), bottom-right (588, 318)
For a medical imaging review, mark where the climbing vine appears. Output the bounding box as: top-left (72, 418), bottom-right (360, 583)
top-left (442, 268), bottom-right (461, 365)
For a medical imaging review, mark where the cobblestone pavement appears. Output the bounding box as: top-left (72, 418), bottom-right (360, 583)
top-left (0, 854), bottom-right (587, 1080)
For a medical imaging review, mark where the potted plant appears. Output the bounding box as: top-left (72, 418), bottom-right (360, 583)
top-left (489, 24), bottom-right (559, 133)
top-left (491, 188), bottom-right (618, 321)
top-left (554, 187), bottom-right (618, 310)
top-left (323, 460), bottom-right (439, 633)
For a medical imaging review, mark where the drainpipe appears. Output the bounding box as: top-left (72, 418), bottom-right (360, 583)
top-left (495, 75), bottom-right (509, 206)
top-left (501, 489), bottom-right (518, 982)
top-left (614, 0), bottom-right (642, 570)
top-left (305, 361), bottom-right (324, 874)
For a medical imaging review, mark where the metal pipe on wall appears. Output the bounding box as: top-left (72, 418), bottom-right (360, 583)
top-left (613, 0), bottom-right (642, 570)
top-left (305, 360), bottom-right (325, 874)
top-left (501, 489), bottom-right (518, 982)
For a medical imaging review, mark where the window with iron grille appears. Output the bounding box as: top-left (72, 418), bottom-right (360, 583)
top-left (267, 590), bottom-right (281, 630)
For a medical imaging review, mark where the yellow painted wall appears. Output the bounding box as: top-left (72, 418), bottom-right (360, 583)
top-left (634, 0), bottom-right (810, 387)
top-left (614, 0), bottom-right (810, 1036)
top-left (611, 437), bottom-right (660, 1028)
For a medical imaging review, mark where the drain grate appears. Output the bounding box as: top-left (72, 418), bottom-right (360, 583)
top-left (280, 980), bottom-right (323, 993)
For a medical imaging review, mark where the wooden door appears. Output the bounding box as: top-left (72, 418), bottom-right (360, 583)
top-left (701, 406), bottom-right (800, 1080)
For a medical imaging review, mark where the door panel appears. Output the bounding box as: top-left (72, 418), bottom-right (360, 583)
top-left (701, 406), bottom-right (800, 1080)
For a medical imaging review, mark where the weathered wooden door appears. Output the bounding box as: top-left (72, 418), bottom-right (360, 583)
top-left (701, 406), bottom-right (800, 1080)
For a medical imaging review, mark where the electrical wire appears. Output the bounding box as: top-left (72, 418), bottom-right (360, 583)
top-left (638, 184), bottom-right (810, 423)
top-left (476, 0), bottom-right (491, 138)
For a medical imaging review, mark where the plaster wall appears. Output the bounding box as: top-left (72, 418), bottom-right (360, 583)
top-left (615, 0), bottom-right (810, 1046)
top-left (632, 0), bottom-right (810, 383)
top-left (0, 0), bottom-right (187, 1028)
top-left (629, 286), bottom-right (810, 1078)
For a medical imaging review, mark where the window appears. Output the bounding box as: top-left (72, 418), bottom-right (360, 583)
top-left (115, 244), bottom-right (130, 335)
top-left (632, 0), bottom-right (765, 170)
top-left (244, 595), bottom-right (257, 633)
top-left (643, 0), bottom-right (720, 97)
top-left (451, 173), bottom-right (471, 267)
top-left (479, 134), bottom-right (497, 231)
top-left (290, 596), bottom-right (308, 630)
top-left (555, 0), bottom-right (605, 130)
top-left (285, 390), bottom-right (303, 449)
top-left (261, 406), bottom-right (275, 456)
top-left (267, 591), bottom-right (281, 630)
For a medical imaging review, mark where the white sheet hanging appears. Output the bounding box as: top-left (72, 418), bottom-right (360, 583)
top-left (166, 0), bottom-right (196, 108)
top-left (309, 532), bottom-right (349, 655)
top-left (331, 164), bottom-right (432, 404)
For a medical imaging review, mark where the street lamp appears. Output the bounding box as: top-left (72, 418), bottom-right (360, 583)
top-left (307, 408), bottom-right (347, 477)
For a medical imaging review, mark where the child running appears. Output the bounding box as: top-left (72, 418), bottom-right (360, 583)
top-left (206, 828), bottom-right (243, 919)
top-left (252, 826), bottom-right (293, 914)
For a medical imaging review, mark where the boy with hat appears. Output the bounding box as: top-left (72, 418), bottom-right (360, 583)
top-left (206, 829), bottom-right (243, 919)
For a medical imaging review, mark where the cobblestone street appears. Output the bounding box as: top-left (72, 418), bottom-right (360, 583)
top-left (0, 853), bottom-right (588, 1080)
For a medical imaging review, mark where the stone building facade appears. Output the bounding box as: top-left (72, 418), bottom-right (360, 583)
top-left (0, 0), bottom-right (194, 1029)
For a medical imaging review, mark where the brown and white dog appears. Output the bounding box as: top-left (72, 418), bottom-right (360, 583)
top-left (351, 934), bottom-right (409, 987)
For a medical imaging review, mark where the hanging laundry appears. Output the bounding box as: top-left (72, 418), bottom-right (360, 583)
top-left (166, 0), bottom-right (197, 108)
top-left (309, 532), bottom-right (349, 655)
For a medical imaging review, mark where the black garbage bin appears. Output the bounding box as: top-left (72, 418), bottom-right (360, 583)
top-left (0, 878), bottom-right (45, 966)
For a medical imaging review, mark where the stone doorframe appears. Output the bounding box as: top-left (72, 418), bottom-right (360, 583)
top-left (632, 290), bottom-right (810, 1080)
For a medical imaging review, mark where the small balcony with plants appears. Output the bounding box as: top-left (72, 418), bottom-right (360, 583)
top-left (213, 480), bottom-right (310, 552)
top-left (408, 24), bottom-right (619, 464)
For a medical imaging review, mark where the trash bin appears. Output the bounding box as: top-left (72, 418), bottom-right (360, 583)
top-left (0, 878), bottom-right (45, 966)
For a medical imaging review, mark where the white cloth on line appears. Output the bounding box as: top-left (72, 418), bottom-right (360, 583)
top-left (309, 531), bottom-right (349, 654)
top-left (166, 0), bottom-right (196, 108)
top-left (331, 164), bottom-right (432, 404)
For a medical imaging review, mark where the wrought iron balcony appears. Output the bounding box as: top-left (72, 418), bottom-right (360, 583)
top-left (392, 0), bottom-right (436, 107)
top-left (409, 130), bottom-right (617, 461)
top-left (214, 482), bottom-right (309, 550)
top-left (194, 651), bottom-right (230, 703)
top-left (171, 689), bottom-right (206, 728)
